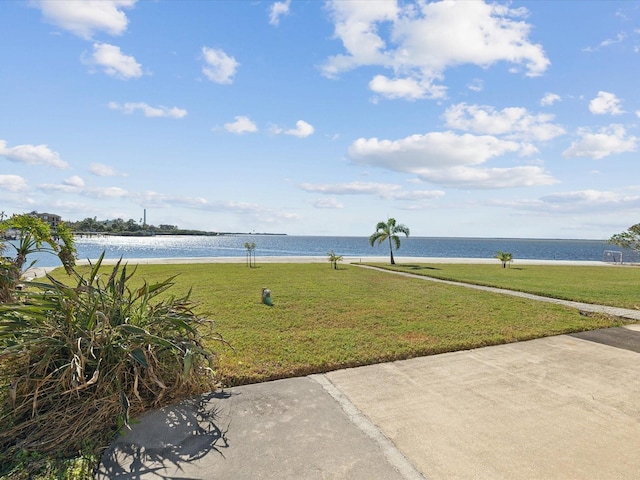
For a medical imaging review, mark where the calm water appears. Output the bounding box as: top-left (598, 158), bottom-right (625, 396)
top-left (18, 235), bottom-right (638, 268)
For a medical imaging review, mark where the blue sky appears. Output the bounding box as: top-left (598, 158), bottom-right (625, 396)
top-left (1, 0), bottom-right (639, 239)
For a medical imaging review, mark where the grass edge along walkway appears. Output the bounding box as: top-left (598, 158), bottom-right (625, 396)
top-left (357, 263), bottom-right (640, 322)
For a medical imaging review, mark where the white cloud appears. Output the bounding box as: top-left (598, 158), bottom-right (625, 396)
top-left (468, 78), bottom-right (484, 92)
top-left (284, 120), bottom-right (314, 138)
top-left (368, 75), bottom-right (446, 101)
top-left (311, 197), bottom-right (344, 209)
top-left (563, 124), bottom-right (637, 159)
top-left (535, 189), bottom-right (640, 214)
top-left (323, 0), bottom-right (549, 100)
top-left (87, 43), bottom-right (142, 79)
top-left (444, 103), bottom-right (566, 141)
top-left (595, 32), bottom-right (627, 50)
top-left (301, 181), bottom-right (403, 197)
top-left (0, 140), bottom-right (69, 169)
top-left (391, 189), bottom-right (446, 200)
top-left (589, 91), bottom-right (624, 115)
top-left (322, 1), bottom-right (398, 78)
top-left (108, 101), bottom-right (187, 118)
top-left (202, 47), bottom-right (239, 84)
top-left (90, 163), bottom-right (128, 177)
top-left (34, 0), bottom-right (136, 39)
top-left (269, 0), bottom-right (291, 26)
top-left (38, 182), bottom-right (81, 194)
top-left (224, 116), bottom-right (258, 134)
top-left (63, 175), bottom-right (85, 187)
top-left (542, 189), bottom-right (633, 205)
top-left (88, 186), bottom-right (129, 198)
top-left (300, 181), bottom-right (445, 200)
top-left (349, 132), bottom-right (524, 170)
top-left (347, 131), bottom-right (557, 189)
top-left (39, 181), bottom-right (130, 197)
top-left (0, 175), bottom-right (29, 192)
top-left (416, 165), bottom-right (557, 189)
top-left (540, 92), bottom-right (561, 106)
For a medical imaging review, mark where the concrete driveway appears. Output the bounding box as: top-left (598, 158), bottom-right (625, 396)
top-left (99, 325), bottom-right (640, 479)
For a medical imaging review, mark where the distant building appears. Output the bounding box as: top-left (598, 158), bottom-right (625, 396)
top-left (29, 211), bottom-right (62, 228)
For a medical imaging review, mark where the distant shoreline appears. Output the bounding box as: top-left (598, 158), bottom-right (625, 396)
top-left (72, 231), bottom-right (287, 238)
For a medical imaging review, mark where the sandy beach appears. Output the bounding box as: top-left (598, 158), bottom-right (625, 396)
top-left (22, 255), bottom-right (613, 280)
top-left (78, 255), bottom-right (610, 266)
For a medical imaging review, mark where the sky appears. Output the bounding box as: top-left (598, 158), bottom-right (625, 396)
top-left (1, 0), bottom-right (639, 239)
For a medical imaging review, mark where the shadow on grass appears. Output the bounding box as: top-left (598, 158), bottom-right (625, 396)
top-left (97, 391), bottom-right (231, 479)
top-left (396, 264), bottom-right (441, 271)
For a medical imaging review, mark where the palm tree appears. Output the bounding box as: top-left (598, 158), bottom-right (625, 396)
top-left (244, 242), bottom-right (256, 267)
top-left (369, 218), bottom-right (410, 265)
top-left (326, 250), bottom-right (343, 269)
top-left (495, 251), bottom-right (513, 268)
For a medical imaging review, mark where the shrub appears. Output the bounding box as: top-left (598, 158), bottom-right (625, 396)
top-left (0, 214), bottom-right (76, 304)
top-left (0, 254), bottom-right (224, 475)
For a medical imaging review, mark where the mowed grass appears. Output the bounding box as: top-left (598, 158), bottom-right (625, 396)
top-left (52, 262), bottom-right (627, 387)
top-left (369, 262), bottom-right (640, 309)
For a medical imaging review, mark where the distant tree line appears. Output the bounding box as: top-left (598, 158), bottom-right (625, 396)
top-left (66, 217), bottom-right (221, 236)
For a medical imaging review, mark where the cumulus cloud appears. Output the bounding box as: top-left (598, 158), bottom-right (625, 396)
top-left (349, 132), bottom-right (523, 170)
top-left (287, 121), bottom-right (314, 138)
top-left (589, 91), bottom-right (624, 115)
top-left (0, 175), bottom-right (29, 192)
top-left (86, 43), bottom-right (142, 79)
top-left (202, 47), bottom-right (239, 84)
top-left (63, 175), bottom-right (85, 187)
top-left (563, 124), bottom-right (637, 159)
top-left (347, 131), bottom-right (557, 189)
top-left (34, 0), bottom-right (136, 39)
top-left (271, 120), bottom-right (315, 138)
top-left (90, 163), bottom-right (128, 177)
top-left (0, 140), bottom-right (69, 169)
top-left (224, 116), bottom-right (258, 134)
top-left (322, 0), bottom-right (549, 100)
top-left (444, 103), bottom-right (566, 141)
top-left (368, 75), bottom-right (445, 101)
top-left (540, 92), bottom-right (561, 106)
top-left (108, 101), bottom-right (187, 118)
top-left (269, 0), bottom-right (291, 26)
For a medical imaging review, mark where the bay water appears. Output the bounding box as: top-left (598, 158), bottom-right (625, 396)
top-left (18, 235), bottom-right (637, 268)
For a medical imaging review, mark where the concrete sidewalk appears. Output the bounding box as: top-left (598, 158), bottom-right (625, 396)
top-left (98, 325), bottom-right (640, 480)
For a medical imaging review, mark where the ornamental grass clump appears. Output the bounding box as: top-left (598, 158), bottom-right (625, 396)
top-left (0, 254), bottom-right (224, 473)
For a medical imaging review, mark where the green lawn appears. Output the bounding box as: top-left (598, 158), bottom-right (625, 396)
top-left (59, 262), bottom-right (629, 386)
top-left (367, 262), bottom-right (640, 309)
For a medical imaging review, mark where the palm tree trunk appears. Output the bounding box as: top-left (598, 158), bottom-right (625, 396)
top-left (388, 237), bottom-right (395, 264)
